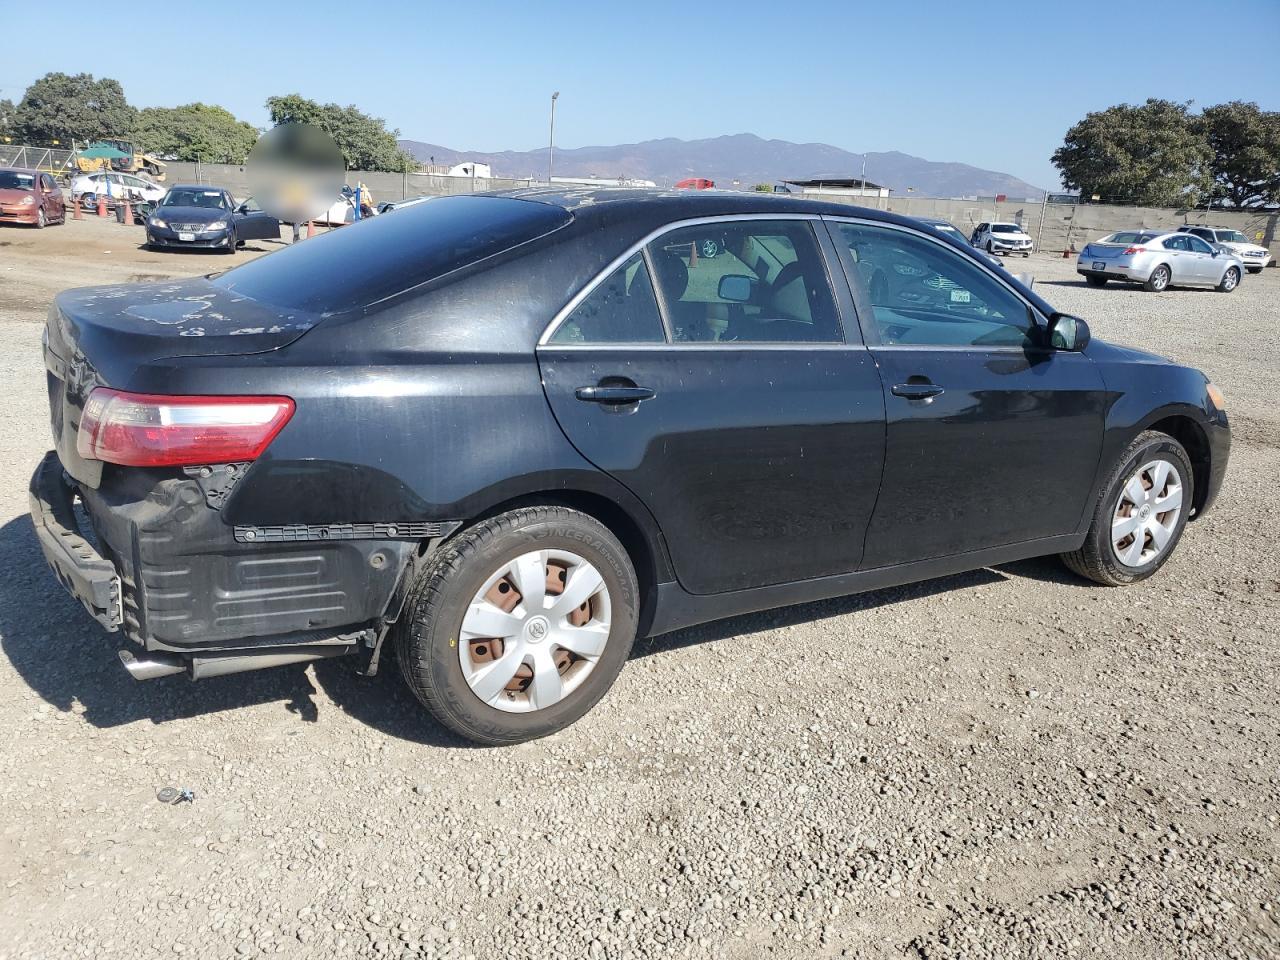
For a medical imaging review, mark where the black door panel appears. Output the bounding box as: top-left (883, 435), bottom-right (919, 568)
top-left (538, 347), bottom-right (886, 594)
top-left (862, 348), bottom-right (1105, 566)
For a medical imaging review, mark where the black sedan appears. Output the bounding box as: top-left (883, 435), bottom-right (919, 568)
top-left (146, 184), bottom-right (280, 253)
top-left (31, 190), bottom-right (1229, 744)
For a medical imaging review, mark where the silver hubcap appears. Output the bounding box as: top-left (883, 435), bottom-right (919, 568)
top-left (1152, 268), bottom-right (1168, 290)
top-left (459, 549), bottom-right (611, 713)
top-left (1111, 459), bottom-right (1183, 567)
top-left (1224, 270), bottom-right (1237, 290)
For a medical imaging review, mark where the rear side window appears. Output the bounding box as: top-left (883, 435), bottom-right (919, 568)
top-left (549, 253), bottom-right (665, 344)
top-left (646, 220), bottom-right (842, 343)
top-left (213, 195), bottom-right (571, 315)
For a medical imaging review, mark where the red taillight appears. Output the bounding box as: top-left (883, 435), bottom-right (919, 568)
top-left (1122, 246), bottom-right (1146, 255)
top-left (76, 389), bottom-right (295, 467)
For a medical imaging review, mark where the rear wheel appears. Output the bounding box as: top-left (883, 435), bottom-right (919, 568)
top-left (1217, 266), bottom-right (1239, 292)
top-left (1060, 430), bottom-right (1192, 586)
top-left (1144, 264), bottom-right (1171, 292)
top-left (1085, 275), bottom-right (1108, 287)
top-left (396, 506), bottom-right (638, 745)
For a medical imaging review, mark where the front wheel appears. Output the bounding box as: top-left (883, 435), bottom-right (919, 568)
top-left (1217, 266), bottom-right (1239, 292)
top-left (35, 208), bottom-right (47, 228)
top-left (1247, 268), bottom-right (1263, 274)
top-left (1060, 430), bottom-right (1192, 586)
top-left (396, 506), bottom-right (638, 745)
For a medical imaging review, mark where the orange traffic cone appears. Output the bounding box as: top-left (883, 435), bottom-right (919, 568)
top-left (96, 195), bottom-right (107, 218)
top-left (122, 201), bottom-right (133, 225)
top-left (73, 196), bottom-right (83, 220)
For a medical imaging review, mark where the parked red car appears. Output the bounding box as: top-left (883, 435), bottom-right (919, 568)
top-left (674, 177), bottom-right (715, 190)
top-left (0, 167), bottom-right (67, 227)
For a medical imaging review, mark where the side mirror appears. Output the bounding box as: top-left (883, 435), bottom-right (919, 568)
top-left (1047, 312), bottom-right (1090, 351)
top-left (717, 274), bottom-right (756, 303)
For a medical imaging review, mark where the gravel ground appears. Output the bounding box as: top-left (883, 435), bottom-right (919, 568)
top-left (0, 219), bottom-right (1277, 960)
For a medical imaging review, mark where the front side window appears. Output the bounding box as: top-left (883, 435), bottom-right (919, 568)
top-left (832, 222), bottom-right (1035, 348)
top-left (1186, 235), bottom-right (1215, 254)
top-left (645, 220), bottom-right (841, 343)
top-left (549, 252), bottom-right (664, 344)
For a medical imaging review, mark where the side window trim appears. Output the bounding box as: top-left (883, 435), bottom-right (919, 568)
top-left (538, 213), bottom-right (845, 347)
top-left (821, 215), bottom-right (1050, 351)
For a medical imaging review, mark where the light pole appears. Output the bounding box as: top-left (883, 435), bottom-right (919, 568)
top-left (548, 91), bottom-right (560, 185)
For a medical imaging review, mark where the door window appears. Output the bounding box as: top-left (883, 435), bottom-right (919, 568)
top-left (831, 222), bottom-right (1035, 348)
top-left (646, 220), bottom-right (842, 343)
top-left (40, 174), bottom-right (57, 191)
top-left (549, 252), bottom-right (665, 344)
top-left (1185, 235), bottom-right (1214, 254)
top-left (1162, 236), bottom-right (1191, 251)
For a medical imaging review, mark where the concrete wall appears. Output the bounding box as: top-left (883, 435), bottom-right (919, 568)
top-left (161, 161), bottom-right (1279, 260)
top-left (163, 161), bottom-right (534, 204)
top-left (818, 193), bottom-right (1280, 260)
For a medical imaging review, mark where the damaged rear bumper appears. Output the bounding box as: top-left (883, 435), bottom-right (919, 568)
top-left (28, 450), bottom-right (433, 670)
top-left (29, 451), bottom-right (123, 632)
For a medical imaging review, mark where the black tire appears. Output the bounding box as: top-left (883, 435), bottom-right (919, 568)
top-left (1216, 266), bottom-right (1239, 293)
top-left (1022, 252), bottom-right (1030, 258)
top-left (35, 208), bottom-right (46, 229)
top-left (1144, 264), bottom-right (1171, 292)
top-left (396, 506), bottom-right (639, 745)
top-left (223, 231), bottom-right (237, 254)
top-left (1247, 267), bottom-right (1263, 275)
top-left (1085, 275), bottom-right (1108, 287)
top-left (1060, 430), bottom-right (1193, 586)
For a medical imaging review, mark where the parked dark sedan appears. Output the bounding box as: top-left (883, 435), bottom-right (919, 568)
top-left (146, 184), bottom-right (280, 252)
top-left (31, 190), bottom-right (1229, 744)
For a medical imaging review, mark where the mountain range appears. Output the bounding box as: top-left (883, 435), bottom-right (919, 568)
top-left (398, 133), bottom-right (1045, 199)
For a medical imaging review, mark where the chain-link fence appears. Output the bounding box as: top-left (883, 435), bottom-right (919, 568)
top-left (0, 144), bottom-right (74, 176)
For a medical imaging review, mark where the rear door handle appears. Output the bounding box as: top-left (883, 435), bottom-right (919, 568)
top-left (574, 385), bottom-right (656, 404)
top-left (891, 382), bottom-right (945, 401)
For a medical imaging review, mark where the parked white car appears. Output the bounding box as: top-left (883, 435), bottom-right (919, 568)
top-left (971, 221), bottom-right (1033, 257)
top-left (1176, 225), bottom-right (1271, 273)
top-left (70, 172), bottom-right (165, 205)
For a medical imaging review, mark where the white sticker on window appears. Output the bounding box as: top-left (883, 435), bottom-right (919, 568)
top-left (950, 289), bottom-right (971, 303)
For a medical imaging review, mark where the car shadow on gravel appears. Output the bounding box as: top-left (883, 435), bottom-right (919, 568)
top-left (0, 515), bottom-right (328, 731)
top-left (1, 507), bottom-right (1080, 748)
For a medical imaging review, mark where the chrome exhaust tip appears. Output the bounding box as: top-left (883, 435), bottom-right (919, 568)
top-left (118, 649), bottom-right (185, 680)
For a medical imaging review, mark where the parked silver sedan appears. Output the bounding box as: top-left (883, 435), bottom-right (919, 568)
top-left (1077, 230), bottom-right (1244, 292)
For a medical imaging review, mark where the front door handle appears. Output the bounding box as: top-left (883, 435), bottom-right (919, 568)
top-left (891, 382), bottom-right (945, 401)
top-left (575, 385), bottom-right (656, 404)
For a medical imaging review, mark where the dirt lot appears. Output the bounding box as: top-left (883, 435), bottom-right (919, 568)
top-left (0, 217), bottom-right (1277, 960)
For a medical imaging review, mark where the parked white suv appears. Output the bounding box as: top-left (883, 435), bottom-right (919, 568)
top-left (971, 222), bottom-right (1033, 257)
top-left (1176, 226), bottom-right (1271, 273)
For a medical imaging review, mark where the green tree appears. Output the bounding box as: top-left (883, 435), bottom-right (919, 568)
top-left (753, 183), bottom-right (774, 192)
top-left (0, 99), bottom-right (16, 140)
top-left (1197, 101), bottom-right (1280, 208)
top-left (1052, 99), bottom-right (1212, 206)
top-left (265, 94), bottom-right (414, 172)
top-left (133, 103), bottom-right (260, 163)
top-left (14, 72), bottom-right (135, 145)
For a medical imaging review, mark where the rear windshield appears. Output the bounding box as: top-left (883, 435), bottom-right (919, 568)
top-left (991, 224), bottom-right (1022, 233)
top-left (213, 195), bottom-right (572, 315)
top-left (0, 171), bottom-right (35, 190)
top-left (1101, 231), bottom-right (1158, 244)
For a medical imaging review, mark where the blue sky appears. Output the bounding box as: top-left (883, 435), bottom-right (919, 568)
top-left (3, 0), bottom-right (1277, 190)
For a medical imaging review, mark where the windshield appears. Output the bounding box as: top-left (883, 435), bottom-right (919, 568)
top-left (1217, 230), bottom-right (1248, 244)
top-left (161, 188), bottom-right (229, 209)
top-left (932, 224), bottom-right (966, 242)
top-left (0, 171), bottom-right (36, 190)
top-left (212, 194), bottom-right (573, 315)
top-left (991, 224), bottom-right (1023, 234)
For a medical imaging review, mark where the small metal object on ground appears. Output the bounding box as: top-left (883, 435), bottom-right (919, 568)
top-left (156, 787), bottom-right (195, 805)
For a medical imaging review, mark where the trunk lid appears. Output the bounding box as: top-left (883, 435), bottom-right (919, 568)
top-left (45, 277), bottom-right (319, 487)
